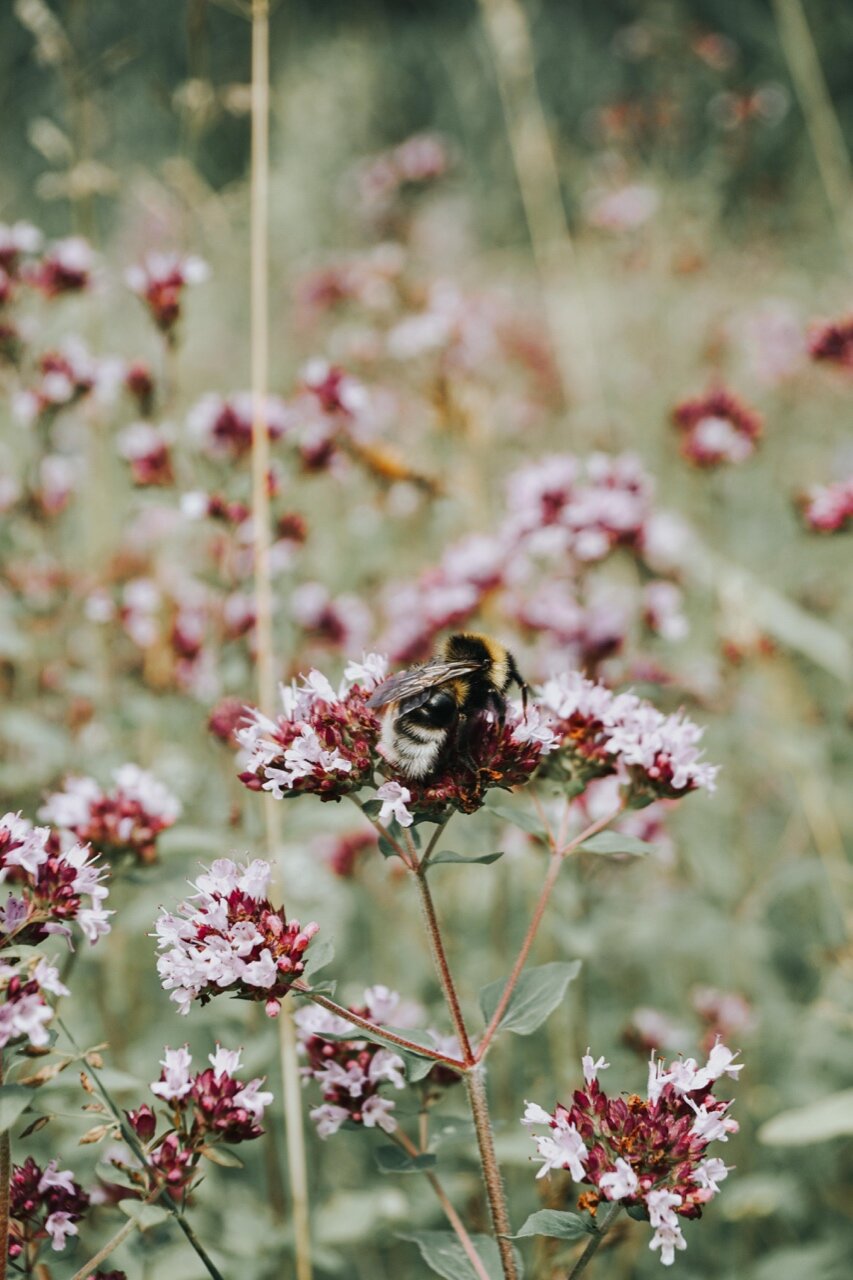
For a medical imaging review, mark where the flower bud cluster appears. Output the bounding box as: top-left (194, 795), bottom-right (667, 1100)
top-left (523, 1041), bottom-right (742, 1266)
top-left (124, 1045), bottom-right (272, 1197)
top-left (237, 657), bottom-right (386, 802)
top-left (538, 672), bottom-right (718, 799)
top-left (125, 252), bottom-right (209, 337)
top-left (0, 812), bottom-right (111, 946)
top-left (671, 388), bottom-right (762, 467)
top-left (294, 987), bottom-right (415, 1138)
top-left (8, 1157), bottom-right (90, 1261)
top-left (155, 858), bottom-right (318, 1016)
top-left (39, 765), bottom-right (181, 867)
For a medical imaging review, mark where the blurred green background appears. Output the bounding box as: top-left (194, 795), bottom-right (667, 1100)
top-left (1, 2), bottom-right (852, 1278)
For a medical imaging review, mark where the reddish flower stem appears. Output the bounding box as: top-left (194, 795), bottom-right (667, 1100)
top-left (465, 1067), bottom-right (518, 1280)
top-left (412, 870), bottom-right (475, 1065)
top-left (476, 805), bottom-right (624, 1061)
top-left (292, 985), bottom-right (467, 1069)
top-left (393, 1130), bottom-right (492, 1280)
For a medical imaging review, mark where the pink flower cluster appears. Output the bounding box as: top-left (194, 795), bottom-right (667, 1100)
top-left (187, 391), bottom-right (289, 461)
top-left (8, 1157), bottom-right (90, 1261)
top-left (379, 452), bottom-right (676, 666)
top-left (671, 388), bottom-right (762, 467)
top-left (538, 671), bottom-right (718, 798)
top-left (155, 857), bottom-right (318, 1016)
top-left (352, 132), bottom-right (450, 219)
top-left (40, 765), bottom-right (181, 867)
top-left (797, 477), bottom-right (853, 534)
top-left (117, 422), bottom-right (174, 487)
top-left (237, 656), bottom-right (386, 802)
top-left (125, 252), bottom-right (209, 337)
top-left (0, 954), bottom-right (68, 1051)
top-left (30, 236), bottom-right (96, 297)
top-left (0, 812), bottom-right (111, 946)
top-left (126, 1044), bottom-right (272, 1196)
top-left (523, 1042), bottom-right (742, 1266)
top-left (294, 987), bottom-right (414, 1138)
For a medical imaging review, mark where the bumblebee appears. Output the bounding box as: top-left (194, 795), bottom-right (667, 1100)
top-left (368, 632), bottom-right (527, 780)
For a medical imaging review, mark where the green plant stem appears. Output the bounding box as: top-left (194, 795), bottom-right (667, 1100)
top-left (0, 1054), bottom-right (9, 1280)
top-left (292, 985), bottom-right (466, 1069)
top-left (57, 1021), bottom-right (226, 1280)
top-left (771, 0), bottom-right (853, 259)
top-left (464, 1067), bottom-right (517, 1280)
top-left (477, 0), bottom-right (608, 433)
top-left (393, 1130), bottom-right (492, 1280)
top-left (69, 1186), bottom-right (163, 1280)
top-left (565, 1202), bottom-right (621, 1279)
top-left (412, 871), bottom-right (475, 1064)
top-left (476, 805), bottom-right (624, 1060)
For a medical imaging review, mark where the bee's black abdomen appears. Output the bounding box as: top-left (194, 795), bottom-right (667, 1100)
top-left (411, 688), bottom-right (458, 729)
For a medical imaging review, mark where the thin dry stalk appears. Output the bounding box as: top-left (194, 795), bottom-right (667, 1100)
top-left (393, 1130), bottom-right (492, 1280)
top-left (477, 0), bottom-right (608, 435)
top-left (771, 0), bottom-right (853, 260)
top-left (248, 2), bottom-right (312, 1276)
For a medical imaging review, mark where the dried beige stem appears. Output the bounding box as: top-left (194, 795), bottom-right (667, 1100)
top-left (249, 3), bottom-right (312, 1276)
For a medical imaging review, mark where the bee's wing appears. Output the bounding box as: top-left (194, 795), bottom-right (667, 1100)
top-left (367, 660), bottom-right (483, 710)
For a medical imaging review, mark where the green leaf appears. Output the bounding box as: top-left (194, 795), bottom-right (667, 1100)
top-left (303, 939), bottom-right (335, 978)
top-left (399, 1230), bottom-right (523, 1280)
top-left (430, 850), bottom-right (505, 867)
top-left (0, 1086), bottom-right (32, 1134)
top-left (577, 832), bottom-right (655, 857)
top-left (758, 1090), bottom-right (853, 1146)
top-left (479, 961), bottom-right (581, 1036)
top-left (201, 1145), bottom-right (244, 1168)
top-left (360, 799), bottom-right (382, 817)
top-left (375, 1144), bottom-right (437, 1175)
top-left (512, 1209), bottom-right (596, 1240)
top-left (378, 835), bottom-right (402, 860)
top-left (118, 1198), bottom-right (170, 1230)
top-left (484, 799), bottom-right (547, 839)
top-left (625, 1204), bottom-right (648, 1222)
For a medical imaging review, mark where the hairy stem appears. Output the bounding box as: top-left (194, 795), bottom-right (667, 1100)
top-left (465, 1067), bottom-right (517, 1280)
top-left (565, 1202), bottom-right (621, 1279)
top-left (393, 1130), bottom-right (492, 1280)
top-left (412, 872), bottom-right (475, 1064)
top-left (476, 850), bottom-right (563, 1060)
top-left (0, 1055), bottom-right (8, 1280)
top-left (293, 986), bottom-right (466, 1069)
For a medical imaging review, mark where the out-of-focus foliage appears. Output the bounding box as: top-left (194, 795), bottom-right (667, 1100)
top-left (0, 0), bottom-right (852, 1278)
